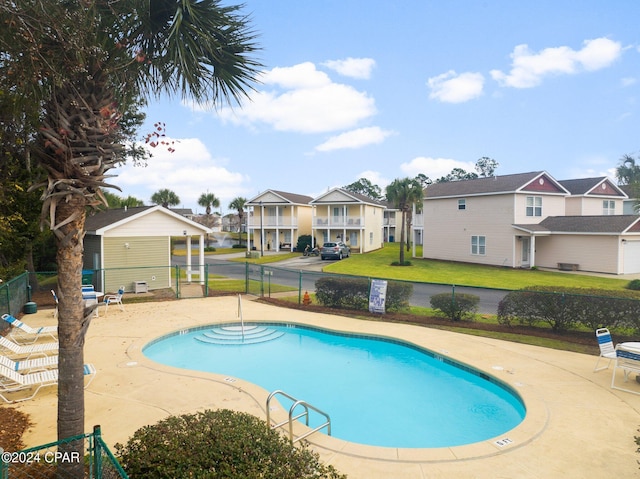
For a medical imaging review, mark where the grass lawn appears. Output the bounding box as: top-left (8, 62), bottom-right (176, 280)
top-left (323, 243), bottom-right (632, 291)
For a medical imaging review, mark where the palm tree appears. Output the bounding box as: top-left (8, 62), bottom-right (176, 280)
top-left (151, 189), bottom-right (181, 209)
top-left (0, 2), bottom-right (260, 474)
top-left (198, 192), bottom-right (220, 215)
top-left (229, 197), bottom-right (248, 241)
top-left (386, 178), bottom-right (423, 264)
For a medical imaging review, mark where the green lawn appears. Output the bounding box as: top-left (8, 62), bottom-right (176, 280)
top-left (323, 243), bottom-right (632, 291)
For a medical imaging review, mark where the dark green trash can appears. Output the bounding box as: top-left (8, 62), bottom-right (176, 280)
top-left (82, 269), bottom-right (94, 285)
top-left (23, 302), bottom-right (37, 314)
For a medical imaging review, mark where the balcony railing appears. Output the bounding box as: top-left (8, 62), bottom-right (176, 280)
top-left (313, 216), bottom-right (363, 227)
top-left (248, 216), bottom-right (298, 228)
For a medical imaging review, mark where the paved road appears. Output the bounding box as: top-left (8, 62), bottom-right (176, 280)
top-left (172, 253), bottom-right (510, 314)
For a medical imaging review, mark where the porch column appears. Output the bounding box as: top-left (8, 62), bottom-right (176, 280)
top-left (530, 235), bottom-right (536, 268)
top-left (198, 235), bottom-right (205, 284)
top-left (186, 235), bottom-right (192, 282)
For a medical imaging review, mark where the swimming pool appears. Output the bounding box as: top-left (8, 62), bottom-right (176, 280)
top-left (143, 323), bottom-right (526, 448)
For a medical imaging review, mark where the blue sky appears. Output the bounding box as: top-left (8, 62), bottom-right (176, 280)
top-left (113, 0), bottom-right (640, 214)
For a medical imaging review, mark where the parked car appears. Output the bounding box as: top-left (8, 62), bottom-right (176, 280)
top-left (320, 242), bottom-right (350, 260)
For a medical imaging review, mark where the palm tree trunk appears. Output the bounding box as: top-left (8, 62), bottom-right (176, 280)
top-left (55, 196), bottom-right (88, 478)
top-left (399, 210), bottom-right (406, 264)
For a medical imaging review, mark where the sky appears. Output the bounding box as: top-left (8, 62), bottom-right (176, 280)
top-left (112, 0), bottom-right (640, 215)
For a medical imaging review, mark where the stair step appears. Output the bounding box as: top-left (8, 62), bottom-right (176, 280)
top-left (195, 330), bottom-right (284, 345)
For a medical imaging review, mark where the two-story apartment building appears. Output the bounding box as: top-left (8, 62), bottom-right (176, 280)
top-left (423, 171), bottom-right (640, 274)
top-left (246, 190), bottom-right (313, 252)
top-left (310, 188), bottom-right (385, 253)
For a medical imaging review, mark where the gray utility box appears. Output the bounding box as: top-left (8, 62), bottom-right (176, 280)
top-left (134, 281), bottom-right (148, 294)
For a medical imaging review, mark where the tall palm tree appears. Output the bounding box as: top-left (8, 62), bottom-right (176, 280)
top-left (386, 178), bottom-right (423, 264)
top-left (0, 2), bottom-right (260, 474)
top-left (198, 192), bottom-right (220, 215)
top-left (151, 189), bottom-right (181, 208)
top-left (229, 196), bottom-right (248, 238)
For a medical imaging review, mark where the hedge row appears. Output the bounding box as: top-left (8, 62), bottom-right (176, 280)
top-left (497, 286), bottom-right (640, 332)
top-left (314, 276), bottom-right (413, 312)
top-left (429, 292), bottom-right (480, 321)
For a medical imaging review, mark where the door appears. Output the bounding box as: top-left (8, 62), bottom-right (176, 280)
top-left (521, 237), bottom-right (530, 267)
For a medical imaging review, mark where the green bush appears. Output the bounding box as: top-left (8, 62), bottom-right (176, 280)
top-left (296, 235), bottom-right (313, 253)
top-left (429, 292), bottom-right (479, 321)
top-left (115, 409), bottom-right (346, 479)
top-left (627, 279), bottom-right (640, 291)
top-left (497, 286), bottom-right (640, 332)
top-left (315, 277), bottom-right (413, 312)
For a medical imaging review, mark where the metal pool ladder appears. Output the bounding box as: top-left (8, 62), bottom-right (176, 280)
top-left (266, 390), bottom-right (331, 444)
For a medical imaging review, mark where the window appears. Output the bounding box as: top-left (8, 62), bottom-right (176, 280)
top-left (603, 200), bottom-right (615, 215)
top-left (471, 235), bottom-right (486, 255)
top-left (350, 232), bottom-right (358, 246)
top-left (369, 232), bottom-right (374, 245)
top-left (458, 199), bottom-right (466, 210)
top-left (526, 196), bottom-right (542, 217)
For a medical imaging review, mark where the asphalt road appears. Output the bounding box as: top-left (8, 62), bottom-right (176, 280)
top-left (172, 254), bottom-right (510, 315)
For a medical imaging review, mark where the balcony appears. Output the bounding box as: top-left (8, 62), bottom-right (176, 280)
top-left (248, 216), bottom-right (298, 228)
top-left (313, 216), bottom-right (363, 228)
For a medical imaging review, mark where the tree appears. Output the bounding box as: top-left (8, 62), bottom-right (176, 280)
top-left (0, 2), bottom-right (261, 475)
top-left (344, 178), bottom-right (383, 200)
top-left (475, 157), bottom-right (499, 177)
top-left (151, 189), bottom-right (181, 208)
top-left (229, 196), bottom-right (248, 241)
top-left (386, 178), bottom-right (423, 263)
top-left (101, 191), bottom-right (145, 209)
top-left (436, 167), bottom-right (478, 183)
top-left (616, 154), bottom-right (640, 213)
top-left (198, 192), bottom-right (220, 215)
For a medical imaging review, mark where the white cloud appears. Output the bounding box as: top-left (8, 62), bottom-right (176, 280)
top-left (322, 57), bottom-right (376, 79)
top-left (356, 170), bottom-right (391, 189)
top-left (113, 138), bottom-right (250, 213)
top-left (427, 71), bottom-right (484, 103)
top-left (621, 77), bottom-right (637, 87)
top-left (491, 37), bottom-right (622, 88)
top-left (400, 156), bottom-right (476, 179)
top-left (214, 62), bottom-right (377, 133)
top-left (315, 126), bottom-right (395, 152)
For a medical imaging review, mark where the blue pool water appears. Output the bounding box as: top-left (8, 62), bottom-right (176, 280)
top-left (143, 323), bottom-right (525, 448)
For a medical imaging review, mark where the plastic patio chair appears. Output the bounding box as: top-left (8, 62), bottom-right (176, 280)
top-left (1, 314), bottom-right (58, 344)
top-left (594, 328), bottom-right (617, 372)
top-left (51, 289), bottom-right (59, 319)
top-left (103, 286), bottom-right (125, 315)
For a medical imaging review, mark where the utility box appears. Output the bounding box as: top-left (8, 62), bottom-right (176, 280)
top-left (134, 281), bottom-right (148, 294)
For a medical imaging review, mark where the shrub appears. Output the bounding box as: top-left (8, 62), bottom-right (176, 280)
top-left (115, 409), bottom-right (346, 479)
top-left (296, 235), bottom-right (313, 253)
top-left (430, 292), bottom-right (479, 321)
top-left (314, 277), bottom-right (413, 312)
top-left (315, 276), bottom-right (369, 310)
top-left (497, 286), bottom-right (640, 332)
top-left (627, 279), bottom-right (640, 291)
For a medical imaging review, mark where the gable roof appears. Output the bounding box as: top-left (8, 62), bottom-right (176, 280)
top-left (311, 187), bottom-right (386, 207)
top-left (558, 177), bottom-right (627, 197)
top-left (85, 205), bottom-right (210, 235)
top-left (246, 189), bottom-right (313, 206)
top-left (424, 171), bottom-right (568, 199)
top-left (513, 215), bottom-right (640, 235)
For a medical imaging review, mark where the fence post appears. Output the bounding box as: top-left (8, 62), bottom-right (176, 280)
top-left (298, 271), bottom-right (302, 304)
top-left (174, 265), bottom-right (180, 298)
top-left (245, 262), bottom-right (249, 293)
top-left (92, 425), bottom-right (102, 479)
top-left (260, 265), bottom-right (264, 297)
top-left (204, 263), bottom-right (209, 297)
top-left (451, 284), bottom-right (456, 311)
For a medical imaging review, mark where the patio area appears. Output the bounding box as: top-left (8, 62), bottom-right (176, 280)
top-left (7, 296), bottom-right (640, 478)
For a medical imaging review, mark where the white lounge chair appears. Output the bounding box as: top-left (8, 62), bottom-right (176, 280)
top-left (0, 335), bottom-right (58, 359)
top-left (2, 313), bottom-right (58, 344)
top-left (0, 362), bottom-right (96, 403)
top-left (594, 328), bottom-right (617, 372)
top-left (0, 353), bottom-right (58, 372)
top-left (103, 286), bottom-right (125, 315)
top-left (51, 289), bottom-right (59, 319)
top-left (610, 344), bottom-right (640, 395)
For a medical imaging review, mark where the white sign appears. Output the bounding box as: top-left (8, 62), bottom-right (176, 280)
top-left (369, 279), bottom-right (388, 314)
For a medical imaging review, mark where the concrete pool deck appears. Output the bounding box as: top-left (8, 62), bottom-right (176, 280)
top-left (7, 296), bottom-right (640, 479)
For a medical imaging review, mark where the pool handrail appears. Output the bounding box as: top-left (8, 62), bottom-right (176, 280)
top-left (266, 389), bottom-right (331, 444)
